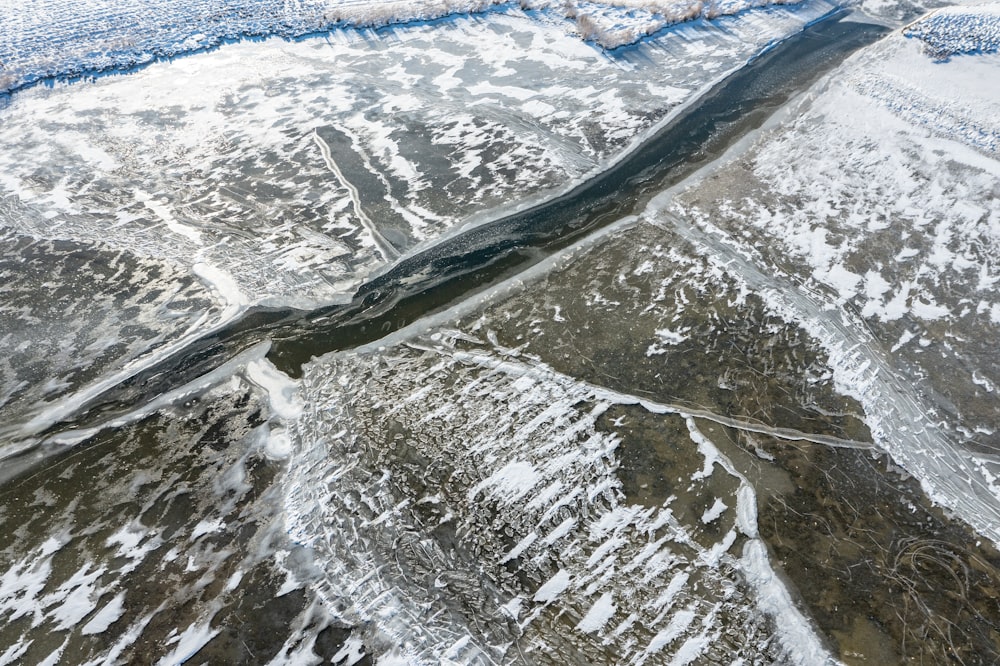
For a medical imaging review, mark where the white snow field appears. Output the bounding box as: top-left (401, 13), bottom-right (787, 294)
top-left (903, 1), bottom-right (1000, 57)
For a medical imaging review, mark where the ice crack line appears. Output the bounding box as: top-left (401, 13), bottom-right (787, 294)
top-left (409, 342), bottom-right (875, 451)
top-left (312, 129), bottom-right (400, 262)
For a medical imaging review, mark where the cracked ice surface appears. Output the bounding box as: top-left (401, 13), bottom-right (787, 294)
top-left (283, 335), bottom-right (836, 664)
top-left (0, 1), bottom-right (839, 311)
top-left (0, 226), bottom-right (223, 447)
top-left (0, 0), bottom-right (838, 450)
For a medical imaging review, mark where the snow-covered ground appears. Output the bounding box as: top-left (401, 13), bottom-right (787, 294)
top-left (0, 227), bottom-right (223, 445)
top-left (0, 1), bottom-right (840, 310)
top-left (293, 6), bottom-right (1000, 661)
top-left (903, 1), bottom-right (1000, 57)
top-left (0, 2), bottom-right (871, 659)
top-left (0, 0), bottom-right (839, 449)
top-left (0, 354), bottom-right (342, 666)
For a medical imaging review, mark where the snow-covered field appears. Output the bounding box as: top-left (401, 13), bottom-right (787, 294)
top-left (0, 227), bottom-right (222, 444)
top-left (0, 354), bottom-right (339, 666)
top-left (903, 1), bottom-right (1000, 57)
top-left (273, 6), bottom-right (1000, 661)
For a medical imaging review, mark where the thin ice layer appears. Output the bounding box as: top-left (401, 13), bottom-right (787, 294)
top-left (0, 227), bottom-right (225, 451)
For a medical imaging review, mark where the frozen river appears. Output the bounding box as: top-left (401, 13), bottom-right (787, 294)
top-left (2, 2), bottom-right (1000, 664)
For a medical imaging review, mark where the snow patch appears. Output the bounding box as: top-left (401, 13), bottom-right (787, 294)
top-left (577, 592), bottom-right (616, 633)
top-left (533, 569), bottom-right (572, 603)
